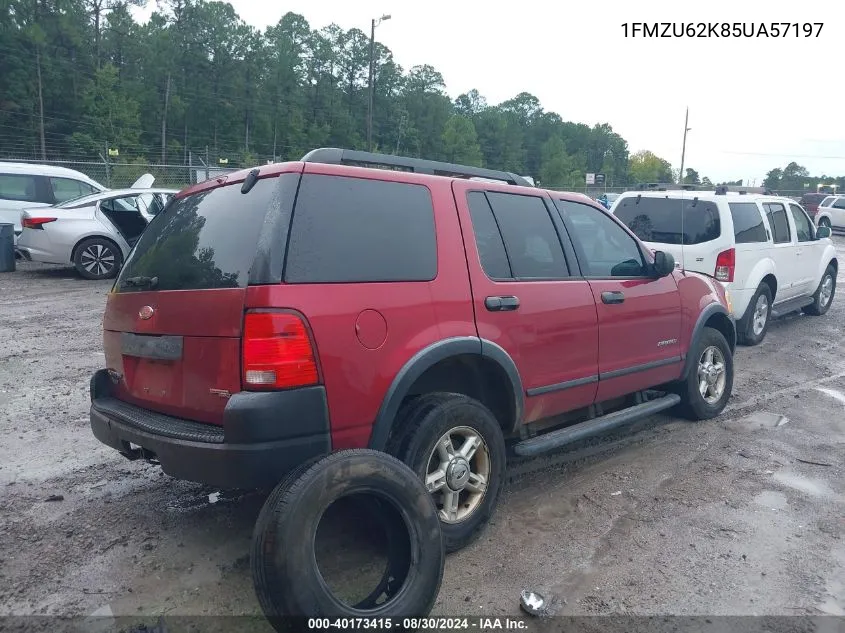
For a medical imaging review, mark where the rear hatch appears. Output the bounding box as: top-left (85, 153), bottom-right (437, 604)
top-left (102, 170), bottom-right (298, 425)
top-left (612, 195), bottom-right (723, 276)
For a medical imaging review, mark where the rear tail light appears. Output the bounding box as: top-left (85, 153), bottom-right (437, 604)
top-left (22, 217), bottom-right (57, 229)
top-left (242, 311), bottom-right (318, 390)
top-left (714, 248), bottom-right (735, 282)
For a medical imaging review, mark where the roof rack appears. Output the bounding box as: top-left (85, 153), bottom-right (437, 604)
top-left (300, 147), bottom-right (535, 187)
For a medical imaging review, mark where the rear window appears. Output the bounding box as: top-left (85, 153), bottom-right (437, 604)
top-left (116, 175), bottom-right (282, 292)
top-left (614, 196), bottom-right (721, 245)
top-left (284, 174), bottom-right (437, 283)
top-left (728, 202), bottom-right (768, 243)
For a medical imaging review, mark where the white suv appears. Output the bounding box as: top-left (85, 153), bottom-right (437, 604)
top-left (0, 162), bottom-right (106, 250)
top-left (610, 189), bottom-right (838, 345)
top-left (816, 195), bottom-right (845, 231)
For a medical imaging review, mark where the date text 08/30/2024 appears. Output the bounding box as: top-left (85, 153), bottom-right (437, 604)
top-left (621, 22), bottom-right (824, 38)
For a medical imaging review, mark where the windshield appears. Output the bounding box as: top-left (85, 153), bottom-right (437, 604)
top-left (614, 196), bottom-right (721, 245)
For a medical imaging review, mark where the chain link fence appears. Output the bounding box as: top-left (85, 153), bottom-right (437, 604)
top-left (0, 157), bottom-right (239, 190)
top-left (0, 155), bottom-right (812, 202)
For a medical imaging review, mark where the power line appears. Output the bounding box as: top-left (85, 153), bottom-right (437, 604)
top-left (720, 151), bottom-right (845, 160)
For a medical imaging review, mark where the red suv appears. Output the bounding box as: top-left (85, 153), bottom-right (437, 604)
top-left (90, 148), bottom-right (736, 552)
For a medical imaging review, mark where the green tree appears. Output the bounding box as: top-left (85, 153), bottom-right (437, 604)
top-left (683, 168), bottom-right (701, 185)
top-left (540, 135), bottom-right (581, 189)
top-left (454, 89), bottom-right (487, 117)
top-left (629, 150), bottom-right (673, 184)
top-left (441, 115), bottom-right (482, 166)
top-left (69, 63), bottom-right (142, 155)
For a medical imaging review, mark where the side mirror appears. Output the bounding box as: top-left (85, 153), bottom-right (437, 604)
top-left (816, 225), bottom-right (832, 239)
top-left (653, 250), bottom-right (675, 277)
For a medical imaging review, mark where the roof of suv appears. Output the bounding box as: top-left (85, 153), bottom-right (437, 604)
top-left (613, 189), bottom-right (800, 207)
top-left (0, 161), bottom-right (106, 187)
top-left (177, 148), bottom-right (599, 207)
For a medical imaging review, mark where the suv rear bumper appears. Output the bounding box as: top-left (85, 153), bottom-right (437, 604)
top-left (89, 369), bottom-right (331, 489)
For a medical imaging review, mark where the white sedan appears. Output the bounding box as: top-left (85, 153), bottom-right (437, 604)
top-left (16, 185), bottom-right (178, 280)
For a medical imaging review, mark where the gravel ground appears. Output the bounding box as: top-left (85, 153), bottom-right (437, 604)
top-left (1, 242), bottom-right (844, 628)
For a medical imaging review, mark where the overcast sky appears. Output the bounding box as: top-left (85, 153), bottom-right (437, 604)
top-left (135, 0), bottom-right (845, 184)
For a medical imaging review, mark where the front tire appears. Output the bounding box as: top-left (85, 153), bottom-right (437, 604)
top-left (677, 327), bottom-right (733, 421)
top-left (73, 237), bottom-right (122, 280)
top-left (390, 393), bottom-right (506, 553)
top-left (803, 265), bottom-right (836, 316)
top-left (739, 283), bottom-right (772, 346)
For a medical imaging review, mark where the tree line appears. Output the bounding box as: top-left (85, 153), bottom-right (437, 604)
top-left (0, 0), bottom-right (841, 192)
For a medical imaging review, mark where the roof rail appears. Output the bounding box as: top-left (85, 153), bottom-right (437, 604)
top-left (300, 147), bottom-right (535, 187)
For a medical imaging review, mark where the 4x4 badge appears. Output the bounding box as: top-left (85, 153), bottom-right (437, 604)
top-left (139, 305), bottom-right (154, 320)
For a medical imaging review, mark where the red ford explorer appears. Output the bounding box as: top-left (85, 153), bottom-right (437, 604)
top-left (91, 148), bottom-right (736, 552)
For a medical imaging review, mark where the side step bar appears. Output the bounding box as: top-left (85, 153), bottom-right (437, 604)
top-left (513, 393), bottom-right (681, 457)
top-left (770, 296), bottom-right (813, 319)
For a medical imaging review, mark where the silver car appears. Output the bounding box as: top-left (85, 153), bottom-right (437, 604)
top-left (16, 186), bottom-right (178, 280)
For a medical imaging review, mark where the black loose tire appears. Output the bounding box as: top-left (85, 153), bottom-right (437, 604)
top-left (73, 237), bottom-right (123, 280)
top-left (389, 393), bottom-right (506, 554)
top-left (738, 283), bottom-right (772, 346)
top-left (251, 449), bottom-right (444, 631)
top-left (802, 264), bottom-right (836, 316)
top-left (676, 327), bottom-right (734, 421)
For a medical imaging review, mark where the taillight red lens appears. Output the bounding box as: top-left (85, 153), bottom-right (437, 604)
top-left (22, 217), bottom-right (57, 229)
top-left (715, 248), bottom-right (735, 282)
top-left (242, 311), bottom-right (318, 390)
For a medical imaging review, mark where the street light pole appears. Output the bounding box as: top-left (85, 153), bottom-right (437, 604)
top-left (678, 107), bottom-right (691, 185)
top-left (367, 14), bottom-right (391, 152)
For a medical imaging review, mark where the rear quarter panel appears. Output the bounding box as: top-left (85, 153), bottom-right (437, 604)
top-left (245, 168), bottom-right (477, 450)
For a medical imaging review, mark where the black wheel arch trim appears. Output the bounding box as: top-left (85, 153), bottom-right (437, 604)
top-left (368, 337), bottom-right (524, 450)
top-left (681, 302), bottom-right (736, 380)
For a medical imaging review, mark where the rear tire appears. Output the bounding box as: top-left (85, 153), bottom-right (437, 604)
top-left (676, 327), bottom-right (733, 421)
top-left (802, 265), bottom-right (836, 316)
top-left (390, 393), bottom-right (506, 553)
top-left (738, 283), bottom-right (772, 346)
top-left (73, 237), bottom-right (122, 280)
top-left (251, 450), bottom-right (444, 628)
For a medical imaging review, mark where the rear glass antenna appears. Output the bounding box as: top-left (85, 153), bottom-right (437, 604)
top-left (678, 107), bottom-right (690, 273)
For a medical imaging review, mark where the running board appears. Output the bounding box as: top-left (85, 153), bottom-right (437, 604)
top-left (771, 296), bottom-right (813, 319)
top-left (513, 393), bottom-right (681, 458)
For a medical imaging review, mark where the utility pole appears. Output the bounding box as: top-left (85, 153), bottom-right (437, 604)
top-left (678, 107), bottom-right (690, 185)
top-left (367, 14), bottom-right (391, 152)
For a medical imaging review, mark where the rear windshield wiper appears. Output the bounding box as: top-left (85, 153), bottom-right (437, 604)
top-left (121, 275), bottom-right (159, 290)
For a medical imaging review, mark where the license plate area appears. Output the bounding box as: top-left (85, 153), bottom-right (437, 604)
top-left (121, 333), bottom-right (183, 360)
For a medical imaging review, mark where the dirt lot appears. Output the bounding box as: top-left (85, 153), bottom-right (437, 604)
top-left (1, 241), bottom-right (844, 628)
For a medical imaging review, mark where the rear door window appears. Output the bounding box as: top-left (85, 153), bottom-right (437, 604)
top-left (0, 174), bottom-right (40, 202)
top-left (763, 203), bottom-right (791, 244)
top-left (614, 196), bottom-right (721, 245)
top-left (50, 177), bottom-right (98, 203)
top-left (728, 202), bottom-right (768, 243)
top-left (285, 174), bottom-right (437, 283)
top-left (117, 175), bottom-right (284, 291)
top-left (466, 191), bottom-right (512, 279)
top-left (483, 191), bottom-right (570, 279)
